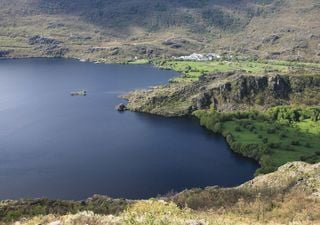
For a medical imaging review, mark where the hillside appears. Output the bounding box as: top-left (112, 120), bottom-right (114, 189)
top-left (0, 0), bottom-right (319, 62)
top-left (1, 162), bottom-right (319, 225)
top-left (125, 59), bottom-right (320, 174)
top-left (1, 1), bottom-right (320, 224)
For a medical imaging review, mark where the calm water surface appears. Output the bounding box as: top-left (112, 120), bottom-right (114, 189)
top-left (0, 58), bottom-right (258, 200)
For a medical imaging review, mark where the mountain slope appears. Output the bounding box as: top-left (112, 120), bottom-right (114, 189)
top-left (0, 0), bottom-right (319, 62)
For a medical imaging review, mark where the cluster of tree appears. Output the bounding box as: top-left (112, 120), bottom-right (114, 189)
top-left (194, 106), bottom-right (320, 174)
top-left (267, 106), bottom-right (320, 122)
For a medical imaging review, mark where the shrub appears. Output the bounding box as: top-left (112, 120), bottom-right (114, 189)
top-left (305, 143), bottom-right (312, 148)
top-left (291, 140), bottom-right (300, 146)
top-left (280, 133), bottom-right (287, 138)
top-left (268, 143), bottom-right (280, 149)
top-left (235, 126), bottom-right (242, 132)
top-left (267, 128), bottom-right (276, 134)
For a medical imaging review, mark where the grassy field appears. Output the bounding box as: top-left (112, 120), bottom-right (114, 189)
top-left (154, 59), bottom-right (320, 82)
top-left (194, 106), bottom-right (320, 174)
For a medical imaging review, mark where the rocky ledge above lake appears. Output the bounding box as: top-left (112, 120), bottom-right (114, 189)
top-left (124, 72), bottom-right (320, 117)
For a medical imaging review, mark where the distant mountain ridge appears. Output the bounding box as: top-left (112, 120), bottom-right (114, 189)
top-left (0, 0), bottom-right (319, 62)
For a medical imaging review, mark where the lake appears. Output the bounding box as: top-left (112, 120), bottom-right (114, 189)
top-left (0, 58), bottom-right (258, 200)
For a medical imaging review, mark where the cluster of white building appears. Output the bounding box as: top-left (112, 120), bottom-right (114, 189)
top-left (174, 53), bottom-right (221, 61)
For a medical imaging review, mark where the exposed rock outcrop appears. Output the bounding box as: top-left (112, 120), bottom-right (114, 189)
top-left (262, 34), bottom-right (280, 44)
top-left (115, 103), bottom-right (127, 112)
top-left (124, 73), bottom-right (320, 117)
top-left (0, 50), bottom-right (11, 57)
top-left (240, 162), bottom-right (320, 199)
top-left (28, 35), bottom-right (68, 57)
top-left (28, 35), bottom-right (62, 45)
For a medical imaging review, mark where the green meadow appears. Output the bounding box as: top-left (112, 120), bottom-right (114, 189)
top-left (194, 106), bottom-right (320, 174)
top-left (154, 59), bottom-right (320, 82)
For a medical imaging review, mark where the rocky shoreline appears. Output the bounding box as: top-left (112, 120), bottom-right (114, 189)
top-left (124, 72), bottom-right (320, 117)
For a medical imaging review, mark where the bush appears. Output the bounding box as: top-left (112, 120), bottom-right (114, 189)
top-left (268, 143), bottom-right (280, 149)
top-left (235, 126), bottom-right (242, 132)
top-left (226, 134), bottom-right (234, 144)
top-left (280, 133), bottom-right (287, 138)
top-left (267, 128), bottom-right (276, 134)
top-left (305, 143), bottom-right (312, 148)
top-left (291, 140), bottom-right (300, 146)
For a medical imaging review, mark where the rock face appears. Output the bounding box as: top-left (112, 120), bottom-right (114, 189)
top-left (240, 162), bottom-right (320, 199)
top-left (125, 72), bottom-right (320, 117)
top-left (28, 35), bottom-right (68, 57)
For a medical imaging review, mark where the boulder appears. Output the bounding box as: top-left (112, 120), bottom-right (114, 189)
top-left (0, 50), bottom-right (11, 57)
top-left (116, 103), bottom-right (127, 112)
top-left (262, 34), bottom-right (280, 44)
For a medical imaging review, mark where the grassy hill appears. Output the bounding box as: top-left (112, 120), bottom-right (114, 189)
top-left (0, 0), bottom-right (319, 62)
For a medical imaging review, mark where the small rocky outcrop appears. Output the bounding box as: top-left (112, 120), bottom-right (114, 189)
top-left (28, 35), bottom-right (68, 57)
top-left (115, 103), bottom-right (127, 112)
top-left (0, 50), bottom-right (11, 57)
top-left (262, 34), bottom-right (280, 44)
top-left (240, 162), bottom-right (320, 199)
top-left (28, 35), bottom-right (62, 45)
top-left (162, 38), bottom-right (188, 49)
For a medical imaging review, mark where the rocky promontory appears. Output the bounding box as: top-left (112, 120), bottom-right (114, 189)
top-left (125, 72), bottom-right (320, 117)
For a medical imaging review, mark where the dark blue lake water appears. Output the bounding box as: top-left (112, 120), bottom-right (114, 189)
top-left (0, 58), bottom-right (258, 200)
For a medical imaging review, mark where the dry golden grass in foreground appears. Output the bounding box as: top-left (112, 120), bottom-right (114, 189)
top-left (11, 191), bottom-right (320, 225)
top-left (2, 162), bottom-right (319, 225)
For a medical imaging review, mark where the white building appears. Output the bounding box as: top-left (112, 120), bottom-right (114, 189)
top-left (175, 53), bottom-right (221, 61)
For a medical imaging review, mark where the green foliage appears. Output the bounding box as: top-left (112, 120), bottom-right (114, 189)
top-left (154, 59), bottom-right (320, 83)
top-left (194, 106), bottom-right (320, 175)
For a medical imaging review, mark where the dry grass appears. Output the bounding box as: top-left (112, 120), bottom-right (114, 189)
top-left (13, 193), bottom-right (320, 225)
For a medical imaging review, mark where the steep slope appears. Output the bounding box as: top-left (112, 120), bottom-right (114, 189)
top-left (0, 0), bottom-right (319, 62)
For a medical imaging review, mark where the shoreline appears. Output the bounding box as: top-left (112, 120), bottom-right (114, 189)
top-left (2, 57), bottom-right (319, 193)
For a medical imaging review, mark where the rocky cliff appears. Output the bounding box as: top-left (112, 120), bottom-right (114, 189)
top-left (125, 73), bottom-right (320, 116)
